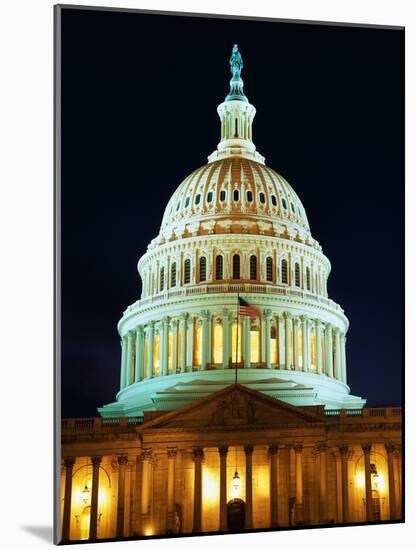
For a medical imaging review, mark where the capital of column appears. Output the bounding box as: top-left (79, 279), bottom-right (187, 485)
top-left (283, 311), bottom-right (292, 320)
top-left (136, 325), bottom-right (144, 335)
top-left (163, 316), bottom-right (170, 327)
top-left (301, 314), bottom-right (309, 324)
top-left (179, 312), bottom-right (188, 322)
top-left (127, 330), bottom-right (134, 340)
top-left (339, 445), bottom-right (349, 456)
top-left (141, 448), bottom-right (153, 461)
top-left (64, 457), bottom-right (76, 469)
top-left (362, 443), bottom-right (372, 454)
top-left (167, 446), bottom-right (178, 459)
top-left (170, 318), bottom-right (179, 329)
top-left (263, 309), bottom-right (272, 319)
top-left (91, 456), bottom-right (102, 467)
top-left (192, 447), bottom-right (204, 461)
top-left (385, 442), bottom-right (395, 455)
top-left (117, 454), bottom-right (128, 466)
top-left (293, 443), bottom-right (303, 454)
top-left (218, 446), bottom-right (229, 457)
top-left (268, 444), bottom-right (278, 456)
top-left (244, 445), bottom-right (254, 456)
top-left (315, 441), bottom-right (327, 454)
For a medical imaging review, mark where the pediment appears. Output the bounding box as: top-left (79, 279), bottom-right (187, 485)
top-left (140, 384), bottom-right (324, 431)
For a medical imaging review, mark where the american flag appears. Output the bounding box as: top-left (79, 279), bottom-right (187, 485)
top-left (238, 297), bottom-right (261, 318)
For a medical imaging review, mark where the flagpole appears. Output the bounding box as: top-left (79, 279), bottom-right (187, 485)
top-left (235, 292), bottom-right (239, 385)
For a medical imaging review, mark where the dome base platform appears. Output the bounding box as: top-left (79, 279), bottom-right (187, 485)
top-left (98, 369), bottom-right (366, 418)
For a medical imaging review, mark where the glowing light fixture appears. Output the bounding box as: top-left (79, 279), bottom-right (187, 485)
top-left (231, 470), bottom-right (241, 498)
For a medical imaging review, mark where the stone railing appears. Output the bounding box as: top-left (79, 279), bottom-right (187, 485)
top-left (124, 283), bottom-right (343, 316)
top-left (324, 407), bottom-right (401, 419)
top-left (61, 416), bottom-right (143, 432)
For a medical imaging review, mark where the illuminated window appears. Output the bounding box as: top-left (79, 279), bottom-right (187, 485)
top-left (207, 191), bottom-right (213, 203)
top-left (216, 254), bottom-right (223, 280)
top-left (295, 263), bottom-right (301, 287)
top-left (247, 190), bottom-right (253, 202)
top-left (250, 327), bottom-right (260, 363)
top-left (311, 331), bottom-right (317, 371)
top-left (281, 259), bottom-right (288, 284)
top-left (160, 266), bottom-right (165, 292)
top-left (259, 192), bottom-right (265, 204)
top-left (232, 321), bottom-right (242, 363)
top-left (213, 322), bottom-right (223, 364)
top-left (249, 255), bottom-right (257, 280)
top-left (298, 328), bottom-right (303, 369)
top-left (220, 190), bottom-right (226, 201)
top-left (144, 335), bottom-right (149, 378)
top-left (306, 267), bottom-right (311, 290)
top-left (194, 321), bottom-right (202, 366)
top-left (195, 193), bottom-right (201, 206)
top-left (233, 189), bottom-right (239, 201)
top-left (153, 333), bottom-right (160, 375)
top-left (171, 262), bottom-right (177, 287)
top-left (184, 259), bottom-right (191, 284)
top-left (270, 326), bottom-right (278, 364)
top-left (266, 257), bottom-right (273, 282)
top-left (233, 254), bottom-right (241, 279)
top-left (177, 324), bottom-right (182, 372)
top-left (199, 256), bottom-right (207, 282)
top-left (168, 330), bottom-right (173, 371)
top-left (271, 195), bottom-right (277, 206)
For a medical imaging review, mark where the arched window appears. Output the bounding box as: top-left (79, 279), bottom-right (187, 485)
top-left (233, 189), bottom-right (239, 201)
top-left (295, 263), bottom-right (301, 287)
top-left (233, 254), bottom-right (241, 279)
top-left (281, 259), bottom-right (288, 284)
top-left (199, 256), bottom-right (207, 282)
top-left (306, 267), bottom-right (311, 290)
top-left (266, 257), bottom-right (273, 282)
top-left (271, 195), bottom-right (277, 206)
top-left (281, 198), bottom-right (287, 210)
top-left (160, 266), bottom-right (165, 292)
top-left (216, 255), bottom-right (223, 280)
top-left (220, 190), bottom-right (226, 202)
top-left (195, 193), bottom-right (201, 206)
top-left (247, 190), bottom-right (253, 202)
top-left (235, 117), bottom-right (238, 137)
top-left (207, 191), bottom-right (213, 203)
top-left (249, 255), bottom-right (257, 280)
top-left (176, 200), bottom-right (181, 211)
top-left (171, 262), bottom-right (177, 287)
top-left (259, 192), bottom-right (265, 204)
top-left (184, 259), bottom-right (191, 284)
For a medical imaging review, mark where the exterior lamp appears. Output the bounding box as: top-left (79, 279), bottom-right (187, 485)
top-left (82, 484), bottom-right (90, 504)
top-left (231, 471), bottom-right (241, 498)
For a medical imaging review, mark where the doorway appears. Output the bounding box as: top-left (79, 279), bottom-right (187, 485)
top-left (227, 498), bottom-right (245, 531)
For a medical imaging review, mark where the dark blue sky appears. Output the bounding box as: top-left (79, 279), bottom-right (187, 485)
top-left (60, 8), bottom-right (403, 417)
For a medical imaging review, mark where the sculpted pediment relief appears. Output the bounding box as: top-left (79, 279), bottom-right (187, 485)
top-left (140, 384), bottom-right (323, 431)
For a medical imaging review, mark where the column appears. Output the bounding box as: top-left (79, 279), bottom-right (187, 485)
top-left (125, 331), bottom-right (134, 387)
top-left (293, 318), bottom-right (299, 370)
top-left (243, 316), bottom-right (251, 368)
top-left (385, 443), bottom-right (397, 520)
top-left (172, 319), bottom-right (179, 374)
top-left (116, 455), bottom-right (128, 538)
top-left (135, 327), bottom-right (144, 382)
top-left (206, 313), bottom-right (212, 366)
top-left (89, 456), bottom-right (102, 540)
top-left (325, 324), bottom-right (334, 378)
top-left (340, 333), bottom-right (347, 384)
top-left (278, 315), bottom-right (284, 369)
top-left (362, 443), bottom-right (373, 521)
top-left (264, 310), bottom-right (272, 368)
top-left (192, 447), bottom-right (204, 533)
top-left (395, 446), bottom-right (402, 518)
top-left (162, 317), bottom-right (169, 375)
top-left (140, 449), bottom-right (152, 531)
top-left (222, 310), bottom-right (231, 369)
top-left (294, 444), bottom-right (303, 524)
top-left (245, 445), bottom-right (254, 529)
top-left (316, 319), bottom-right (323, 375)
top-left (186, 316), bottom-right (194, 371)
top-left (180, 314), bottom-right (187, 373)
top-left (62, 457), bottom-right (75, 542)
top-left (302, 317), bottom-right (310, 373)
top-left (119, 336), bottom-right (127, 390)
top-left (147, 323), bottom-right (155, 379)
top-left (339, 446), bottom-right (349, 523)
top-left (269, 444), bottom-right (279, 527)
top-left (316, 443), bottom-right (328, 523)
top-left (334, 328), bottom-right (341, 380)
top-left (200, 311), bottom-right (209, 370)
top-left (284, 313), bottom-right (292, 370)
top-left (219, 446), bottom-right (228, 531)
top-left (167, 447), bottom-right (178, 532)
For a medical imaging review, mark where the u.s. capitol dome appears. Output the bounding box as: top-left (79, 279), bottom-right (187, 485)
top-left (99, 45), bottom-right (365, 417)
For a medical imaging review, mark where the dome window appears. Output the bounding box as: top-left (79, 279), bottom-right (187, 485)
top-left (247, 190), bottom-right (253, 202)
top-left (195, 193), bottom-right (201, 206)
top-left (185, 196), bottom-right (190, 208)
top-left (291, 202), bottom-right (296, 213)
top-left (215, 255), bottom-right (223, 280)
top-left (295, 263), bottom-right (301, 287)
top-left (159, 266), bottom-right (165, 292)
top-left (266, 257), bottom-right (273, 282)
top-left (233, 254), bottom-right (241, 280)
top-left (184, 259), bottom-right (191, 284)
top-left (271, 195), bottom-right (277, 207)
top-left (281, 259), bottom-right (288, 284)
top-left (259, 192), bottom-right (266, 204)
top-left (207, 191), bottom-right (214, 203)
top-left (199, 257), bottom-right (207, 282)
top-left (176, 200), bottom-right (181, 211)
top-left (171, 262), bottom-right (177, 287)
top-left (220, 190), bottom-right (226, 202)
top-left (250, 255), bottom-right (257, 280)
top-left (281, 198), bottom-right (287, 209)
top-left (233, 189), bottom-right (239, 201)
top-left (306, 267), bottom-right (311, 290)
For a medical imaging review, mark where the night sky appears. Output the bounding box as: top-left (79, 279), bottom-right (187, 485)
top-left (60, 7), bottom-right (403, 418)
